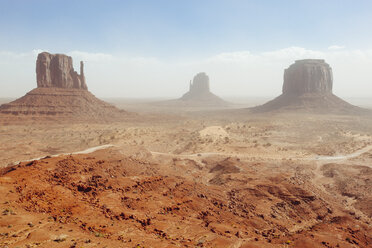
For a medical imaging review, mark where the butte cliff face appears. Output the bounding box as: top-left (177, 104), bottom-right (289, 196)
top-left (183, 72), bottom-right (210, 99)
top-left (36, 52), bottom-right (87, 90)
top-left (282, 59), bottom-right (333, 95)
top-left (179, 72), bottom-right (227, 106)
top-left (252, 59), bottom-right (364, 114)
top-left (0, 52), bottom-right (129, 122)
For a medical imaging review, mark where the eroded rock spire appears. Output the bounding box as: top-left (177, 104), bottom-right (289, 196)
top-left (36, 52), bottom-right (87, 90)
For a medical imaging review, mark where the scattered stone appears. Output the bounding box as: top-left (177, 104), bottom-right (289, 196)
top-left (2, 208), bottom-right (15, 215)
top-left (53, 234), bottom-right (68, 242)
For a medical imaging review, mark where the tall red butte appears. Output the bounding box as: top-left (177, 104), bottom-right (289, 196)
top-left (36, 52), bottom-right (87, 90)
top-left (0, 52), bottom-right (129, 122)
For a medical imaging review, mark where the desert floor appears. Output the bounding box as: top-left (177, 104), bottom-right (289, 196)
top-left (0, 99), bottom-right (372, 247)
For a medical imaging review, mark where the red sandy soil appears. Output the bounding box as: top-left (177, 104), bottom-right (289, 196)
top-left (0, 88), bottom-right (133, 123)
top-left (249, 93), bottom-right (368, 115)
top-left (0, 147), bottom-right (371, 248)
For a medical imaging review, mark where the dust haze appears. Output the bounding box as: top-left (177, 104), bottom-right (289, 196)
top-left (1, 47), bottom-right (372, 100)
top-left (1, 1), bottom-right (372, 248)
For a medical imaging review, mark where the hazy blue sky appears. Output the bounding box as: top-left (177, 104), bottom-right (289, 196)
top-left (1, 0), bottom-right (372, 98)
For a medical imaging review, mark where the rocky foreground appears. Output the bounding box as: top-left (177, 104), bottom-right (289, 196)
top-left (0, 146), bottom-right (370, 248)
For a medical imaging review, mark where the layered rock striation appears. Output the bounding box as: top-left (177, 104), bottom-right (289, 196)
top-left (283, 59), bottom-right (333, 95)
top-left (251, 59), bottom-right (364, 114)
top-left (0, 52), bottom-right (129, 122)
top-left (36, 52), bottom-right (87, 90)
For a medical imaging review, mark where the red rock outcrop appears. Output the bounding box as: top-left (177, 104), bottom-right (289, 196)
top-left (0, 87), bottom-right (127, 121)
top-left (36, 52), bottom-right (87, 90)
top-left (0, 52), bottom-right (130, 122)
top-left (0, 148), bottom-right (371, 247)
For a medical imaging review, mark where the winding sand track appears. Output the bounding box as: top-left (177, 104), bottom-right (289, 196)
top-left (10, 144), bottom-right (115, 166)
top-left (8, 143), bottom-right (372, 167)
top-left (151, 145), bottom-right (372, 163)
top-left (314, 145), bottom-right (372, 161)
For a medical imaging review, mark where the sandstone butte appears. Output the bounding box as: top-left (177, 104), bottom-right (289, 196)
top-left (180, 72), bottom-right (228, 106)
top-left (0, 52), bottom-right (130, 122)
top-left (252, 59), bottom-right (365, 114)
top-left (36, 52), bottom-right (88, 90)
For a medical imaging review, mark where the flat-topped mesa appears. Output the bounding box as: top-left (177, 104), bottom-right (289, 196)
top-left (36, 52), bottom-right (87, 90)
top-left (249, 59), bottom-right (366, 114)
top-left (282, 59), bottom-right (333, 95)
